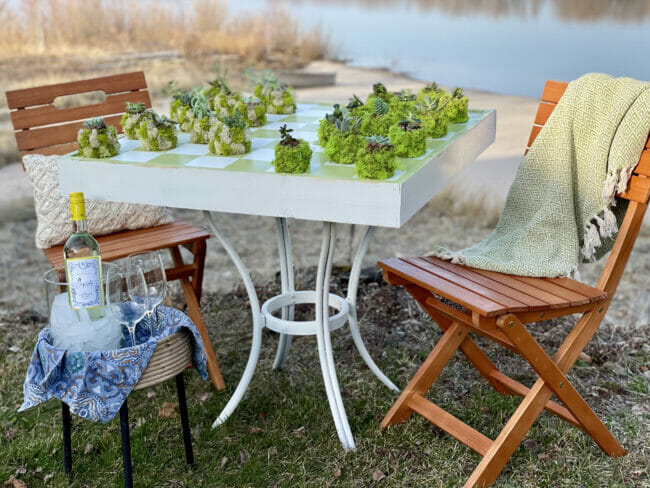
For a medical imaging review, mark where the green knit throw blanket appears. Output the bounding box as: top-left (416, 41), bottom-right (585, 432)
top-left (431, 73), bottom-right (650, 277)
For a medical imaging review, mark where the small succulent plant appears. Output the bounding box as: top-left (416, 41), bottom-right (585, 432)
top-left (398, 113), bottom-right (423, 130)
top-left (453, 87), bottom-right (464, 98)
top-left (373, 83), bottom-right (388, 96)
top-left (373, 97), bottom-right (389, 117)
top-left (346, 94), bottom-right (364, 110)
top-left (279, 124), bottom-right (299, 147)
top-left (335, 116), bottom-right (361, 134)
top-left (190, 91), bottom-right (211, 120)
top-left (365, 135), bottom-right (392, 151)
top-left (223, 109), bottom-right (247, 129)
top-left (125, 101), bottom-right (146, 114)
top-left (416, 94), bottom-right (448, 113)
top-left (151, 111), bottom-right (177, 127)
top-left (397, 89), bottom-right (416, 102)
top-left (422, 81), bottom-right (439, 93)
top-left (325, 104), bottom-right (344, 124)
top-left (83, 117), bottom-right (107, 130)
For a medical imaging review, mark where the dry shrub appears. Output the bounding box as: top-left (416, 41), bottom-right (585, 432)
top-left (0, 0), bottom-right (330, 62)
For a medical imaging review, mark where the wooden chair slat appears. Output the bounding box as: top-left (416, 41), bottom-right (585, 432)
top-left (407, 257), bottom-right (530, 312)
top-left (20, 142), bottom-right (79, 159)
top-left (542, 276), bottom-right (608, 302)
top-left (533, 102), bottom-right (556, 126)
top-left (43, 222), bottom-right (209, 267)
top-left (15, 114), bottom-right (124, 152)
top-left (621, 175), bottom-right (650, 204)
top-left (6, 71), bottom-right (147, 109)
top-left (507, 276), bottom-right (593, 306)
top-left (468, 268), bottom-right (571, 309)
top-left (541, 80), bottom-right (568, 104)
top-left (10, 91), bottom-right (151, 130)
top-left (382, 258), bottom-right (505, 316)
top-left (636, 150), bottom-right (650, 177)
top-left (423, 257), bottom-right (551, 310)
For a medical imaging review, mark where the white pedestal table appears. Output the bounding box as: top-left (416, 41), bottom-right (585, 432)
top-left (58, 104), bottom-right (496, 450)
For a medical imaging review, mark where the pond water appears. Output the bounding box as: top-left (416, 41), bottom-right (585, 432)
top-left (228, 0), bottom-right (650, 97)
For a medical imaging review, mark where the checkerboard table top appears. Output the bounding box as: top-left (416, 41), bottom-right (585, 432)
top-left (69, 103), bottom-right (493, 185)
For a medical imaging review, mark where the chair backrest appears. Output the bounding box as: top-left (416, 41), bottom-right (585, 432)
top-left (528, 80), bottom-right (649, 295)
top-left (6, 71), bottom-right (151, 163)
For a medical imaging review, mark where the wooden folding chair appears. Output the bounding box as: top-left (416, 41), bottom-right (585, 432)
top-left (378, 80), bottom-right (650, 487)
top-left (6, 72), bottom-right (226, 391)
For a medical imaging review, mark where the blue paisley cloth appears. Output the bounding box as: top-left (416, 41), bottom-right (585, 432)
top-left (19, 306), bottom-right (208, 423)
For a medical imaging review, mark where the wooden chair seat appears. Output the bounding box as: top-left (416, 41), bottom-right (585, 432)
top-left (381, 256), bottom-right (608, 317)
top-left (6, 72), bottom-right (225, 391)
top-left (378, 79), bottom-right (650, 487)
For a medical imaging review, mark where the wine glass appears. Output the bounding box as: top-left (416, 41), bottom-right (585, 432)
top-left (127, 251), bottom-right (167, 334)
top-left (105, 265), bottom-right (147, 347)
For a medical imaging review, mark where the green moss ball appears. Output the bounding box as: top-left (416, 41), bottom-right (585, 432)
top-left (354, 145), bottom-right (398, 180)
top-left (388, 125), bottom-right (426, 158)
top-left (272, 140), bottom-right (312, 174)
top-left (325, 132), bottom-right (364, 165)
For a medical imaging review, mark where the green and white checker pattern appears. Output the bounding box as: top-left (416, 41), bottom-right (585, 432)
top-left (70, 103), bottom-right (493, 185)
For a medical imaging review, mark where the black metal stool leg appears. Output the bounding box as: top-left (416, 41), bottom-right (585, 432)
top-left (61, 402), bottom-right (72, 476)
top-left (119, 400), bottom-right (133, 488)
top-left (175, 373), bottom-right (195, 467)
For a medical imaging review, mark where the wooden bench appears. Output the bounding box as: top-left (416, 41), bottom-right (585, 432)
top-left (6, 71), bottom-right (225, 391)
top-left (378, 80), bottom-right (650, 487)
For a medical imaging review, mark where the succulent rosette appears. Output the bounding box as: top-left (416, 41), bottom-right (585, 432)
top-left (77, 117), bottom-right (120, 158)
top-left (355, 135), bottom-right (398, 180)
top-left (271, 124), bottom-right (312, 174)
top-left (137, 110), bottom-right (178, 151)
top-left (417, 81), bottom-right (445, 101)
top-left (389, 89), bottom-right (418, 118)
top-left (388, 114), bottom-right (426, 158)
top-left (366, 82), bottom-right (394, 106)
top-left (324, 116), bottom-right (364, 165)
top-left (415, 95), bottom-right (450, 139)
top-left (208, 110), bottom-right (251, 156)
top-left (317, 103), bottom-right (344, 146)
top-left (121, 101), bottom-right (151, 139)
top-left (236, 96), bottom-right (267, 127)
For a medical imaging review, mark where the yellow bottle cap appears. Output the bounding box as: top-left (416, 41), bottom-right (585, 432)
top-left (69, 192), bottom-right (86, 221)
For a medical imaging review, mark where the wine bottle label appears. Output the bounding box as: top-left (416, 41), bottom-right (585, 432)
top-left (65, 256), bottom-right (102, 310)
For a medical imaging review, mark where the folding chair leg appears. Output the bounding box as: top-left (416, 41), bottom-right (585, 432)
top-left (465, 310), bottom-right (625, 488)
top-left (170, 247), bottom-right (226, 391)
top-left (381, 321), bottom-right (468, 428)
top-left (498, 314), bottom-right (626, 457)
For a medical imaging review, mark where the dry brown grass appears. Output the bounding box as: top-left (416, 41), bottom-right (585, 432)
top-left (0, 0), bottom-right (330, 63)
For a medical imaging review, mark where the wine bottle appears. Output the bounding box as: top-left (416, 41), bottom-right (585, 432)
top-left (63, 192), bottom-right (104, 320)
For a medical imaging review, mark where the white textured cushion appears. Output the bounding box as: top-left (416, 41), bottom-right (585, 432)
top-left (23, 154), bottom-right (174, 249)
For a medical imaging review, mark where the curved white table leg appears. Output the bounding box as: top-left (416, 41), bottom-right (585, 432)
top-left (347, 226), bottom-right (400, 392)
top-left (204, 211), bottom-right (264, 428)
top-left (316, 222), bottom-right (356, 450)
top-left (273, 217), bottom-right (294, 370)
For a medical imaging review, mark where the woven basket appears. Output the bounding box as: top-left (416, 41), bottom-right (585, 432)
top-left (134, 330), bottom-right (192, 391)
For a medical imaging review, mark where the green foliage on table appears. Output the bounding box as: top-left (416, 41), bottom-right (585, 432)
top-left (137, 111), bottom-right (178, 151)
top-left (325, 117), bottom-right (364, 165)
top-left (271, 124), bottom-right (312, 174)
top-left (121, 102), bottom-right (150, 139)
top-left (77, 118), bottom-right (120, 158)
top-left (215, 89), bottom-right (243, 118)
top-left (358, 98), bottom-right (400, 136)
top-left (389, 89), bottom-right (418, 118)
top-left (418, 81), bottom-right (445, 100)
top-left (346, 94), bottom-right (365, 115)
top-left (317, 104), bottom-right (344, 146)
top-left (235, 96), bottom-right (267, 127)
top-left (366, 82), bottom-right (394, 106)
top-left (250, 70), bottom-right (296, 115)
top-left (355, 135), bottom-right (398, 180)
top-left (416, 95), bottom-right (450, 138)
top-left (443, 88), bottom-right (469, 124)
top-left (177, 90), bottom-right (211, 133)
top-left (208, 110), bottom-right (251, 155)
top-left (165, 82), bottom-right (192, 122)
top-left (191, 113), bottom-right (221, 144)
top-left (389, 115), bottom-right (426, 158)
top-left (203, 64), bottom-right (230, 109)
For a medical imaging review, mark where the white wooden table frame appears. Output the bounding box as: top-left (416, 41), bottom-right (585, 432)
top-left (58, 109), bottom-right (495, 450)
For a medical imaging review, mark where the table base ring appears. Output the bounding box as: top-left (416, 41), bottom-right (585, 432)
top-left (261, 291), bottom-right (349, 336)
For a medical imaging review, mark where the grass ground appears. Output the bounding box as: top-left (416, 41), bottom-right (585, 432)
top-left (1, 269), bottom-right (649, 487)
